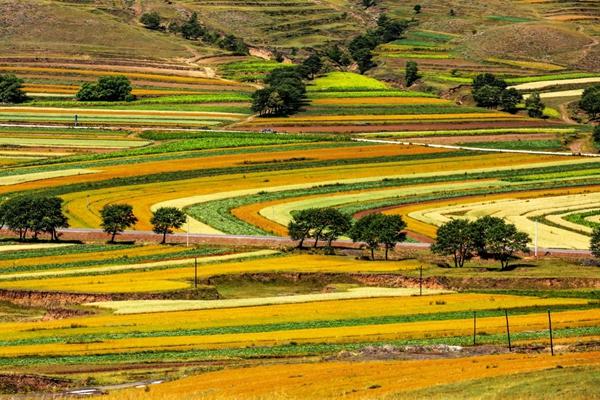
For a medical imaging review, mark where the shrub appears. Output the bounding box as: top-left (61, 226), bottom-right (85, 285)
top-left (580, 85), bottom-right (600, 120)
top-left (140, 12), bottom-right (161, 30)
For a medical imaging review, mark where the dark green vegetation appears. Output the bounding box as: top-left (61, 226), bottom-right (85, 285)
top-left (0, 196), bottom-right (68, 240)
top-left (151, 207), bottom-right (187, 244)
top-left (0, 74), bottom-right (27, 104)
top-left (76, 76), bottom-right (133, 102)
top-left (100, 204), bottom-right (138, 243)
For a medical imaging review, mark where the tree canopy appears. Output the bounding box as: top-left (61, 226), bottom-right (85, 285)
top-left (100, 203), bottom-right (138, 242)
top-left (151, 207), bottom-right (187, 244)
top-left (0, 196), bottom-right (68, 240)
top-left (580, 85), bottom-right (600, 120)
top-left (140, 12), bottom-right (161, 30)
top-left (525, 91), bottom-right (545, 118)
top-left (76, 75), bottom-right (134, 102)
top-left (0, 74), bottom-right (27, 104)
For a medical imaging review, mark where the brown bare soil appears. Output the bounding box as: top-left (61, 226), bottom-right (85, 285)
top-left (0, 373), bottom-right (71, 394)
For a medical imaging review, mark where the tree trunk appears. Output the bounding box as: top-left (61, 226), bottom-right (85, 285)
top-left (111, 231), bottom-right (117, 243)
top-left (313, 232), bottom-right (321, 248)
top-left (298, 236), bottom-right (305, 249)
top-left (162, 231), bottom-right (167, 244)
top-left (385, 245), bottom-right (389, 261)
top-left (370, 247), bottom-right (375, 260)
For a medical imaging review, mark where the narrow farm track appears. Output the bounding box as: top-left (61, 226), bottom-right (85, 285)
top-left (0, 228), bottom-right (589, 257)
top-left (352, 138), bottom-right (600, 157)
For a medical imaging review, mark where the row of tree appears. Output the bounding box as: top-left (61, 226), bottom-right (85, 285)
top-left (76, 75), bottom-right (134, 102)
top-left (251, 56), bottom-right (323, 117)
top-left (0, 74), bottom-right (27, 104)
top-left (471, 73), bottom-right (546, 118)
top-left (0, 196), bottom-right (187, 244)
top-left (431, 216), bottom-right (530, 269)
top-left (348, 15), bottom-right (409, 73)
top-left (0, 196), bottom-right (69, 240)
top-left (288, 208), bottom-right (406, 260)
top-left (140, 11), bottom-right (248, 55)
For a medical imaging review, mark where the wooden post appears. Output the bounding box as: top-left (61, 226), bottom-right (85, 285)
top-left (473, 311), bottom-right (477, 346)
top-left (194, 257), bottom-right (198, 289)
top-left (548, 310), bottom-right (554, 356)
top-left (505, 309), bottom-right (512, 351)
top-left (419, 265), bottom-right (423, 296)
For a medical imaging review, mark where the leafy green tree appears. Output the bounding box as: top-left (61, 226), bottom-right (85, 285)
top-left (140, 12), bottom-right (161, 30)
top-left (252, 67), bottom-right (306, 116)
top-left (181, 12), bottom-right (205, 40)
top-left (431, 219), bottom-right (475, 267)
top-left (362, 0), bottom-right (376, 8)
top-left (405, 61), bottom-right (419, 87)
top-left (151, 207), bottom-right (187, 244)
top-left (473, 85), bottom-right (503, 108)
top-left (591, 226), bottom-right (600, 259)
top-left (525, 91), bottom-right (545, 118)
top-left (592, 125), bottom-right (600, 147)
top-left (350, 213), bottom-right (382, 260)
top-left (101, 204), bottom-right (138, 243)
top-left (377, 214), bottom-right (407, 260)
top-left (485, 221), bottom-right (530, 270)
top-left (471, 216), bottom-right (504, 258)
top-left (288, 209), bottom-right (319, 248)
top-left (311, 208), bottom-right (352, 248)
top-left (0, 74), bottom-right (27, 104)
top-left (219, 34), bottom-right (248, 55)
top-left (302, 54), bottom-right (323, 79)
top-left (580, 85), bottom-right (600, 120)
top-left (0, 196), bottom-right (68, 240)
top-left (76, 76), bottom-right (133, 102)
top-left (353, 47), bottom-right (376, 74)
top-left (472, 73), bottom-right (507, 91)
top-left (499, 88), bottom-right (522, 113)
top-left (413, 4), bottom-right (422, 13)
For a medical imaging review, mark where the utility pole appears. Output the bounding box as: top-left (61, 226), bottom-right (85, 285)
top-left (419, 265), bottom-right (423, 296)
top-left (534, 221), bottom-right (538, 258)
top-left (186, 218), bottom-right (190, 247)
top-left (548, 310), bottom-right (554, 356)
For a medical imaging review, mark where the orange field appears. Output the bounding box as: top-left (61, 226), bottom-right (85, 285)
top-left (105, 352), bottom-right (600, 399)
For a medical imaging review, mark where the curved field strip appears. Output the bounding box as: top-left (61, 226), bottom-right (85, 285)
top-left (358, 127), bottom-right (577, 138)
top-left (159, 154), bottom-right (585, 234)
top-left (0, 137), bottom-right (148, 149)
top-left (0, 107), bottom-right (245, 118)
top-left (0, 144), bottom-right (432, 196)
top-left (524, 90), bottom-right (585, 99)
top-left (0, 255), bottom-right (424, 294)
top-left (2, 309), bottom-right (597, 357)
top-left (249, 113), bottom-right (515, 123)
top-left (0, 168), bottom-right (98, 186)
top-left (545, 208), bottom-right (600, 234)
top-left (385, 185), bottom-right (600, 239)
top-left (76, 153), bottom-right (599, 232)
top-left (311, 97), bottom-right (449, 105)
top-left (257, 180), bottom-right (509, 228)
top-left (0, 66), bottom-right (245, 87)
top-left (0, 243), bottom-right (73, 253)
top-left (0, 292), bottom-right (586, 343)
top-left (89, 287), bottom-right (451, 314)
top-left (0, 250), bottom-right (276, 282)
top-left (105, 352), bottom-right (600, 400)
top-left (0, 244), bottom-right (189, 270)
top-left (510, 77), bottom-right (600, 90)
top-left (409, 191), bottom-right (600, 249)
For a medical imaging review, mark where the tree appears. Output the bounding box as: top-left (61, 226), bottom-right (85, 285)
top-left (0, 74), bottom-right (27, 104)
top-left (140, 12), bottom-right (161, 30)
top-left (473, 85), bottom-right (503, 108)
top-left (181, 12), bottom-right (205, 40)
top-left (485, 221), bottom-right (530, 270)
top-left (405, 61), bottom-right (419, 87)
top-left (362, 0), bottom-right (376, 8)
top-left (470, 216), bottom-right (505, 258)
top-left (0, 196), bottom-right (68, 240)
top-left (413, 4), bottom-right (422, 13)
top-left (591, 226), bottom-right (600, 259)
top-left (302, 54), bottom-right (323, 79)
top-left (431, 219), bottom-right (475, 267)
top-left (350, 213), bottom-right (382, 260)
top-left (219, 34), bottom-right (248, 55)
top-left (525, 91), bottom-right (545, 118)
top-left (499, 87), bottom-right (522, 113)
top-left (252, 67), bottom-right (306, 116)
top-left (311, 208), bottom-right (352, 248)
top-left (101, 204), bottom-right (138, 243)
top-left (472, 73), bottom-right (507, 91)
top-left (376, 214), bottom-right (407, 260)
top-left (593, 125), bottom-right (600, 147)
top-left (76, 76), bottom-right (133, 102)
top-left (580, 85), bottom-right (600, 120)
top-left (151, 207), bottom-right (187, 244)
top-left (288, 209), bottom-right (319, 248)
top-left (353, 47), bottom-right (375, 74)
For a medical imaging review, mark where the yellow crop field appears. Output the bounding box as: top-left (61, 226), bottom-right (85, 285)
top-left (104, 352), bottom-right (600, 400)
top-left (0, 255), bottom-right (424, 293)
top-left (311, 97), bottom-right (450, 105)
top-left (250, 113), bottom-right (517, 123)
top-left (1, 309), bottom-right (596, 357)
